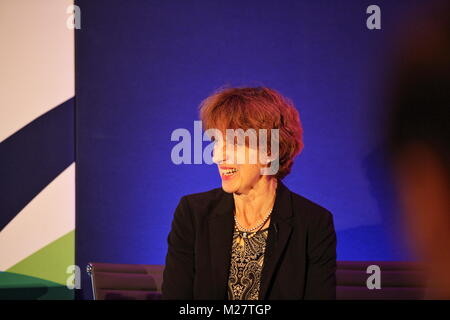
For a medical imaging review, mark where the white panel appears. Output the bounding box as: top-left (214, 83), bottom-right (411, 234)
top-left (0, 0), bottom-right (75, 142)
top-left (0, 163), bottom-right (76, 271)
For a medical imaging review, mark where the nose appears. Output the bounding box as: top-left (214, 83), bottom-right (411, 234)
top-left (212, 139), bottom-right (224, 164)
top-left (212, 138), bottom-right (229, 164)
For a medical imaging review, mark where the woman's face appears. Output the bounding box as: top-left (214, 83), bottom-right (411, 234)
top-left (212, 134), bottom-right (268, 194)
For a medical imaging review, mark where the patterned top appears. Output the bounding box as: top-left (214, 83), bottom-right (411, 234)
top-left (227, 225), bottom-right (269, 300)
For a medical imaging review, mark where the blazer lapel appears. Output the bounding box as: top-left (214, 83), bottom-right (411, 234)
top-left (207, 180), bottom-right (293, 300)
top-left (208, 191), bottom-right (235, 299)
top-left (259, 181), bottom-right (293, 300)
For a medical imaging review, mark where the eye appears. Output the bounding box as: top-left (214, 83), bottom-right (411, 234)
top-left (233, 135), bottom-right (248, 147)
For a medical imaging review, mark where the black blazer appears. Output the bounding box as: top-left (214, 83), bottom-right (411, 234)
top-left (162, 180), bottom-right (337, 300)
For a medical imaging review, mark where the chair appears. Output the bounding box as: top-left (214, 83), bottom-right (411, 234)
top-left (87, 261), bottom-right (426, 300)
top-left (86, 262), bottom-right (163, 300)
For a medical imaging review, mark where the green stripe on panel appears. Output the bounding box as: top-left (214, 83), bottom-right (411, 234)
top-left (0, 271), bottom-right (73, 300)
top-left (6, 230), bottom-right (75, 286)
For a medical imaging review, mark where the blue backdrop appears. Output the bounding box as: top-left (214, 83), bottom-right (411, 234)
top-left (75, 0), bottom-right (426, 299)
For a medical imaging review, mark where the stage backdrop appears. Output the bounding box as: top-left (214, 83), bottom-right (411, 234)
top-left (75, 0), bottom-right (428, 299)
top-left (0, 0), bottom-right (75, 299)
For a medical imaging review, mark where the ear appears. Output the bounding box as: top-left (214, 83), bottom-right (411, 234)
top-left (258, 153), bottom-right (273, 166)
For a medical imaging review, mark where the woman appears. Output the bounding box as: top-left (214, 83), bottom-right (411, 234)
top-left (162, 87), bottom-right (336, 300)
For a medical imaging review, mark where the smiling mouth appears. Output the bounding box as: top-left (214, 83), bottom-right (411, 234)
top-left (220, 167), bottom-right (238, 180)
top-left (222, 168), bottom-right (238, 176)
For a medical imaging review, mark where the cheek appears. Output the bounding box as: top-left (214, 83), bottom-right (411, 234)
top-left (235, 144), bottom-right (260, 165)
top-left (238, 164), bottom-right (262, 183)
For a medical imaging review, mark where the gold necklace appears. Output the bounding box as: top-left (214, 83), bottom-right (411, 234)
top-left (235, 224), bottom-right (267, 251)
top-left (234, 207), bottom-right (273, 235)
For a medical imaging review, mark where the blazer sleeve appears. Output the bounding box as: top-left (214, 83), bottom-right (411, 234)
top-left (161, 196), bottom-right (195, 299)
top-left (304, 209), bottom-right (337, 300)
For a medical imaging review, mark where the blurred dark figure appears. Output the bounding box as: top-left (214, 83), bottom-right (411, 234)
top-left (386, 2), bottom-right (450, 299)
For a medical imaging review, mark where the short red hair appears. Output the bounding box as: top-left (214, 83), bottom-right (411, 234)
top-left (199, 86), bottom-right (303, 179)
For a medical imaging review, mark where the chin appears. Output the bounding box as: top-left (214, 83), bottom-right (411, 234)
top-left (221, 183), bottom-right (237, 194)
top-left (221, 178), bottom-right (242, 194)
